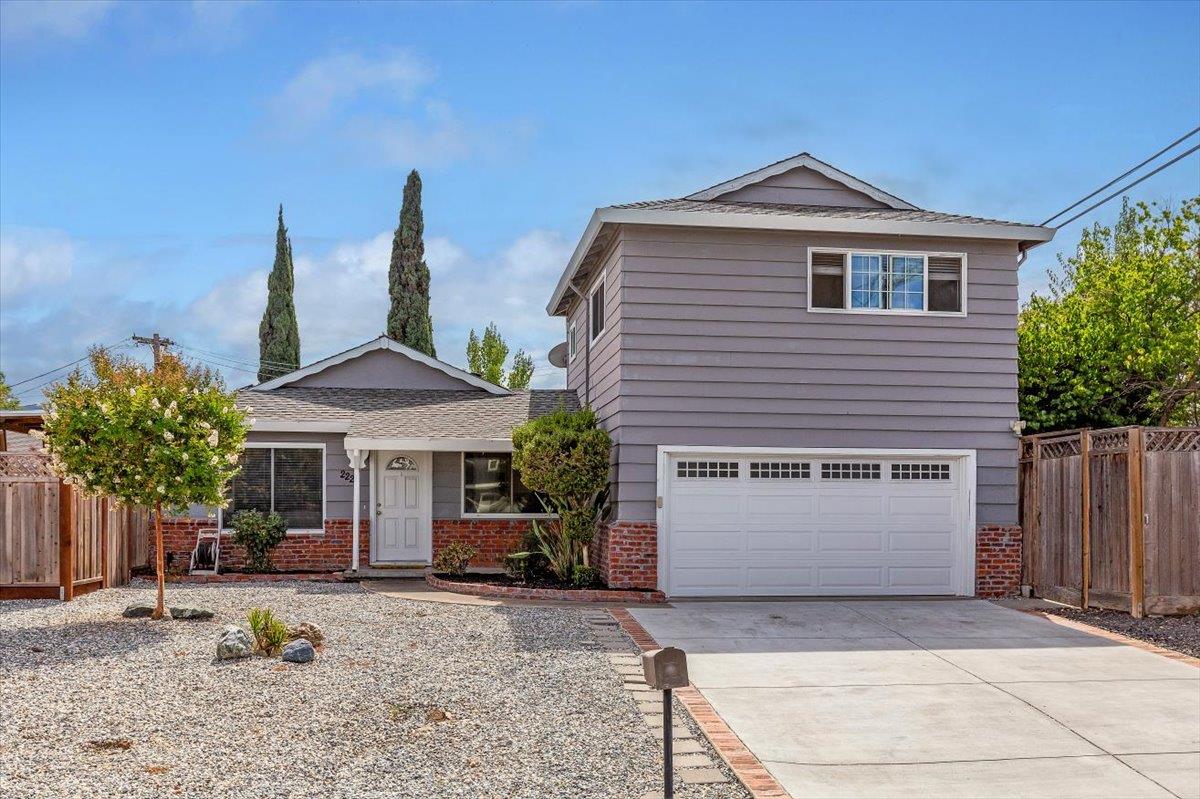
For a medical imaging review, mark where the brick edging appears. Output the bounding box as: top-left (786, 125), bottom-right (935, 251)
top-left (1021, 609), bottom-right (1200, 668)
top-left (425, 574), bottom-right (666, 604)
top-left (165, 572), bottom-right (346, 584)
top-left (608, 608), bottom-right (792, 799)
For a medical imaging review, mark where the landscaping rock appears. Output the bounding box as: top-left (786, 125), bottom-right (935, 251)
top-left (122, 604), bottom-right (155, 618)
top-left (216, 625), bottom-right (252, 660)
top-left (169, 606), bottom-right (214, 621)
top-left (286, 621), bottom-right (324, 646)
top-left (281, 639), bottom-right (315, 664)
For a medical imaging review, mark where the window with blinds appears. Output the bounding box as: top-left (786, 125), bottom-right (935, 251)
top-left (226, 446), bottom-right (324, 530)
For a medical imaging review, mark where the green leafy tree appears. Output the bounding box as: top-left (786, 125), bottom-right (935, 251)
top-left (1019, 198), bottom-right (1200, 432)
top-left (511, 408), bottom-right (611, 584)
top-left (258, 205), bottom-right (301, 383)
top-left (40, 349), bottom-right (249, 618)
top-left (0, 372), bottom-right (19, 410)
top-left (466, 323), bottom-right (535, 389)
top-left (386, 170), bottom-right (436, 357)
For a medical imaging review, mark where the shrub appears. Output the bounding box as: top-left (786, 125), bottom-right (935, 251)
top-left (433, 542), bottom-right (477, 576)
top-left (510, 408), bottom-right (611, 583)
top-left (571, 565), bottom-right (601, 589)
top-left (229, 509), bottom-right (287, 573)
top-left (503, 528), bottom-right (549, 582)
top-left (247, 607), bottom-right (288, 655)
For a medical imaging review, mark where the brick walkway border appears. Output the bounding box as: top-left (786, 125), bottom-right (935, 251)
top-left (609, 608), bottom-right (792, 799)
top-left (164, 572), bottom-right (346, 584)
top-left (1021, 609), bottom-right (1200, 668)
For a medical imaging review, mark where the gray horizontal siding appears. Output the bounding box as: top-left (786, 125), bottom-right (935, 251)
top-left (601, 224), bottom-right (1022, 526)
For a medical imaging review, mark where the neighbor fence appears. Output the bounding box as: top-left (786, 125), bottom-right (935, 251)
top-left (0, 453), bottom-right (150, 600)
top-left (1019, 426), bottom-right (1199, 617)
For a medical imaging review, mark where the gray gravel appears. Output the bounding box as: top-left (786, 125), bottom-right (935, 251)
top-left (1043, 606), bottom-right (1200, 658)
top-left (0, 581), bottom-right (747, 799)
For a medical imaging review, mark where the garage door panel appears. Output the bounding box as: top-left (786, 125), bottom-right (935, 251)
top-left (665, 452), bottom-right (970, 597)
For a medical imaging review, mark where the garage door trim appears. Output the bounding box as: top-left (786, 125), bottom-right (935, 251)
top-left (654, 446), bottom-right (978, 597)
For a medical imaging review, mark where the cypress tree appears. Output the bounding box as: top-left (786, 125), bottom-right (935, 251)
top-left (257, 205), bottom-right (301, 382)
top-left (386, 170), bottom-right (436, 356)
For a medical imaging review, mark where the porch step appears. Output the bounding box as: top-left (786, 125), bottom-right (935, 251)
top-left (347, 566), bottom-right (428, 580)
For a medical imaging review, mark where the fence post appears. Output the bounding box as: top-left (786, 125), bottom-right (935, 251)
top-left (58, 481), bottom-right (75, 601)
top-left (100, 497), bottom-right (109, 588)
top-left (1080, 431), bottom-right (1091, 610)
top-left (1029, 438), bottom-right (1041, 596)
top-left (1127, 427), bottom-right (1145, 618)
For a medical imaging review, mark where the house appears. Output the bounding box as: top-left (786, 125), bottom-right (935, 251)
top-left (158, 336), bottom-right (577, 574)
top-left (546, 153), bottom-right (1056, 598)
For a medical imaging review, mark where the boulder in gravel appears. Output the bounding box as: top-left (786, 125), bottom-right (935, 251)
top-left (281, 639), bottom-right (316, 663)
top-left (216, 625), bottom-right (252, 660)
top-left (122, 604), bottom-right (155, 618)
top-left (286, 622), bottom-right (324, 646)
top-left (169, 606), bottom-right (214, 621)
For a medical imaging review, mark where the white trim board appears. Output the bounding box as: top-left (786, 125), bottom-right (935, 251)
top-left (686, 152), bottom-right (918, 209)
top-left (654, 445), bottom-right (977, 598)
top-left (253, 336), bottom-right (509, 394)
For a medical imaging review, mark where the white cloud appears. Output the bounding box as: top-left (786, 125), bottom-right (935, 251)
top-left (0, 227), bottom-right (75, 296)
top-left (272, 51), bottom-right (433, 128)
top-left (0, 0), bottom-right (114, 43)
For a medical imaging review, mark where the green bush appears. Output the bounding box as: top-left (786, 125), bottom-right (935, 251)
top-left (503, 528), bottom-right (549, 582)
top-left (571, 565), bottom-right (602, 589)
top-left (229, 509), bottom-right (287, 573)
top-left (247, 607), bottom-right (289, 655)
top-left (433, 542), bottom-right (477, 576)
top-left (511, 408), bottom-right (612, 584)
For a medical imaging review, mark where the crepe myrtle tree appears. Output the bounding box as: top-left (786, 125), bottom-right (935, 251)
top-left (40, 349), bottom-right (249, 619)
top-left (510, 407), bottom-right (611, 585)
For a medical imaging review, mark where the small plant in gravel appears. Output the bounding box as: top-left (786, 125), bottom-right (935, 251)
top-left (571, 565), bottom-right (601, 588)
top-left (247, 607), bottom-right (289, 655)
top-left (229, 509), bottom-right (287, 572)
top-left (433, 542), bottom-right (477, 576)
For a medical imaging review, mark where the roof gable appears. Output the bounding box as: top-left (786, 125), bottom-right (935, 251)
top-left (686, 153), bottom-right (918, 210)
top-left (253, 336), bottom-right (508, 394)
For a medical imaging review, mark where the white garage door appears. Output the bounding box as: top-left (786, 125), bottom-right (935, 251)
top-left (664, 452), bottom-right (972, 597)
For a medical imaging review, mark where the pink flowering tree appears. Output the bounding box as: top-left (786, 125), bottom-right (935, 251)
top-left (41, 349), bottom-right (249, 618)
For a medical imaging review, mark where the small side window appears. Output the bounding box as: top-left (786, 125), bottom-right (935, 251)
top-left (589, 278), bottom-right (606, 341)
top-left (928, 256), bottom-right (963, 313)
top-left (810, 251), bottom-right (846, 309)
top-left (567, 322), bottom-right (577, 361)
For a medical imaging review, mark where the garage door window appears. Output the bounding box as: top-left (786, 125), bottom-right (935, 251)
top-left (891, 463), bottom-right (951, 480)
top-left (676, 461), bottom-right (738, 478)
top-left (749, 461), bottom-right (810, 479)
top-left (820, 462), bottom-right (881, 480)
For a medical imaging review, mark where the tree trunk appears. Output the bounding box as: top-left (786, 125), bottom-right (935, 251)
top-left (152, 499), bottom-right (165, 620)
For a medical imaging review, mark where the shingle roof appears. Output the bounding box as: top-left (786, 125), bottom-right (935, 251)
top-left (608, 198), bottom-right (1036, 228)
top-left (237, 388), bottom-right (579, 439)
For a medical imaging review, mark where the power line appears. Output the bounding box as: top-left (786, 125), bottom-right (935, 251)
top-left (173, 346), bottom-right (293, 377)
top-left (1040, 125), bottom-right (1200, 227)
top-left (173, 342), bottom-right (298, 371)
top-left (7, 342), bottom-right (129, 390)
top-left (1050, 143), bottom-right (1200, 231)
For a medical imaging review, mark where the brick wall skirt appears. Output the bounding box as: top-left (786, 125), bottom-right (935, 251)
top-left (975, 525), bottom-right (1023, 598)
top-left (594, 521), bottom-right (658, 590)
top-left (155, 517), bottom-right (368, 574)
top-left (431, 519), bottom-right (532, 568)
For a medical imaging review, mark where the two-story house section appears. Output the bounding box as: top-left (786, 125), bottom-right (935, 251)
top-left (546, 153), bottom-right (1056, 598)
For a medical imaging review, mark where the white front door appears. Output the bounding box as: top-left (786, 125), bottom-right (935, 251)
top-left (374, 450), bottom-right (431, 563)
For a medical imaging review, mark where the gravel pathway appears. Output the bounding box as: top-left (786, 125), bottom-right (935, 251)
top-left (1043, 606), bottom-right (1200, 658)
top-left (0, 581), bottom-right (747, 799)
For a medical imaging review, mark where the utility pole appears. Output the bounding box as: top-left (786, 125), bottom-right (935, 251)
top-left (131, 333), bottom-right (175, 369)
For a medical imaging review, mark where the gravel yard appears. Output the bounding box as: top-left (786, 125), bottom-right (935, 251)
top-left (0, 581), bottom-right (748, 799)
top-left (1043, 606), bottom-right (1200, 658)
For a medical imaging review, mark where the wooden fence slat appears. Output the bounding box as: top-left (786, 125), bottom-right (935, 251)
top-left (1080, 430), bottom-right (1091, 610)
top-left (1128, 427), bottom-right (1146, 618)
top-left (59, 483), bottom-right (74, 601)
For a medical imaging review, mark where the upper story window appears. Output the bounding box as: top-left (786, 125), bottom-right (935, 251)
top-left (810, 250), bottom-right (965, 314)
top-left (589, 272), bottom-right (606, 341)
top-left (568, 322), bottom-right (578, 361)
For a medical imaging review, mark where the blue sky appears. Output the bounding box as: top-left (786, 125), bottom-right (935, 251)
top-left (2, 0), bottom-right (1198, 401)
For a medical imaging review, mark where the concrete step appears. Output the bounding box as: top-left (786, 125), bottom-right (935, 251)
top-left (346, 567), bottom-right (428, 580)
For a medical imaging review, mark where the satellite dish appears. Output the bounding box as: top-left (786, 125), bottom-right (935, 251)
top-left (547, 342), bottom-right (569, 369)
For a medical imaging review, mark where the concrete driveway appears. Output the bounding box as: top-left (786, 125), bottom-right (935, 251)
top-left (630, 600), bottom-right (1200, 799)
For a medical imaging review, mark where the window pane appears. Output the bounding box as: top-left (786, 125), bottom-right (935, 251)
top-left (512, 467), bottom-right (549, 513)
top-left (464, 452), bottom-right (516, 513)
top-left (850, 254), bottom-right (883, 308)
top-left (227, 449), bottom-right (271, 519)
top-left (888, 256), bottom-right (924, 310)
top-left (273, 448), bottom-right (323, 529)
top-left (590, 286), bottom-right (605, 339)
top-left (929, 278), bottom-right (960, 312)
top-left (811, 272), bottom-right (844, 308)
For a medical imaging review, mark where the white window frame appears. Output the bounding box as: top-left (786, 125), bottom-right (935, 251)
top-left (806, 247), bottom-right (968, 318)
top-left (459, 452), bottom-right (555, 519)
top-left (568, 321), bottom-right (578, 362)
top-left (588, 269), bottom-right (608, 344)
top-left (223, 441), bottom-right (327, 535)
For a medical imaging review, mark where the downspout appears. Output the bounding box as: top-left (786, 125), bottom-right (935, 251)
top-left (567, 283), bottom-right (590, 408)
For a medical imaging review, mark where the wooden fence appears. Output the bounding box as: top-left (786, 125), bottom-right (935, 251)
top-left (1019, 426), bottom-right (1200, 617)
top-left (0, 453), bottom-right (149, 600)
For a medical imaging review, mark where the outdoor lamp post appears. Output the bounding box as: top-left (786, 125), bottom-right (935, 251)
top-left (642, 647), bottom-right (689, 799)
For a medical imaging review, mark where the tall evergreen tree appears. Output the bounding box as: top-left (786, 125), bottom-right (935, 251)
top-left (386, 170), bottom-right (436, 356)
top-left (257, 205), bottom-right (301, 383)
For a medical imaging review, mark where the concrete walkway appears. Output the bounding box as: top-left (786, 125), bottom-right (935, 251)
top-left (630, 599), bottom-right (1200, 799)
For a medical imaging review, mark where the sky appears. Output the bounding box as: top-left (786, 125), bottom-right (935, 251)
top-left (2, 0), bottom-right (1198, 404)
